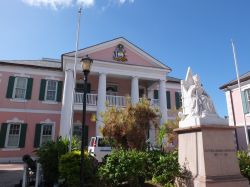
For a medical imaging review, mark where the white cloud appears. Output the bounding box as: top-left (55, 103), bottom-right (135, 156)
top-left (77, 0), bottom-right (94, 8)
top-left (22, 0), bottom-right (94, 9)
top-left (22, 0), bottom-right (134, 10)
top-left (117, 0), bottom-right (134, 4)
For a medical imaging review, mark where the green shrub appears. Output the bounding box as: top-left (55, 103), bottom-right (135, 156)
top-left (237, 151), bottom-right (250, 182)
top-left (59, 150), bottom-right (97, 187)
top-left (36, 137), bottom-right (69, 186)
top-left (152, 151), bottom-right (180, 186)
top-left (98, 149), bottom-right (148, 187)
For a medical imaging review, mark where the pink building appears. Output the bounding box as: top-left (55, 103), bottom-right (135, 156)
top-left (220, 71), bottom-right (250, 150)
top-left (0, 38), bottom-right (181, 162)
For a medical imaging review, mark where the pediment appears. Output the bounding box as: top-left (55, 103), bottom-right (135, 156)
top-left (63, 37), bottom-right (170, 70)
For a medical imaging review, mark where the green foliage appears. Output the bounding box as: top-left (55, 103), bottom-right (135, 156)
top-left (98, 150), bottom-right (185, 187)
top-left (101, 98), bottom-right (159, 150)
top-left (36, 137), bottom-right (69, 186)
top-left (237, 150), bottom-right (250, 182)
top-left (59, 150), bottom-right (97, 187)
top-left (98, 149), bottom-right (148, 187)
top-left (152, 151), bottom-right (180, 186)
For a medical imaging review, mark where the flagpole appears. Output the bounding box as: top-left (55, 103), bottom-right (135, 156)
top-left (69, 7), bottom-right (82, 151)
top-left (231, 39), bottom-right (249, 148)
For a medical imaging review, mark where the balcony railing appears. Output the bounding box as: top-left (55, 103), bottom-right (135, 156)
top-left (74, 92), bottom-right (159, 108)
top-left (74, 93), bottom-right (98, 106)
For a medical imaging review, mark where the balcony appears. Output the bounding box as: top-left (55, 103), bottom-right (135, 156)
top-left (74, 92), bottom-right (160, 109)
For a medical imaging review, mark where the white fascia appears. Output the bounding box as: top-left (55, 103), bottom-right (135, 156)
top-left (63, 56), bottom-right (169, 81)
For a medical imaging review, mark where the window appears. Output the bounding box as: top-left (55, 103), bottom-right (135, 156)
top-left (73, 124), bottom-right (88, 146)
top-left (166, 91), bottom-right (171, 109)
top-left (39, 79), bottom-right (63, 102)
top-left (6, 124), bottom-right (21, 148)
top-left (45, 80), bottom-right (58, 101)
top-left (40, 124), bottom-right (53, 146)
top-left (13, 77), bottom-right (28, 99)
top-left (106, 84), bottom-right (118, 95)
top-left (75, 83), bottom-right (91, 93)
top-left (6, 76), bottom-right (33, 100)
top-left (243, 89), bottom-right (250, 114)
top-left (175, 92), bottom-right (182, 110)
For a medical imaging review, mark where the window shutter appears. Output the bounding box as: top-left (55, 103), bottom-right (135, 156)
top-left (6, 76), bottom-right (15, 98)
top-left (175, 92), bottom-right (181, 109)
top-left (56, 81), bottom-right (63, 102)
top-left (242, 91), bottom-right (249, 114)
top-left (248, 129), bottom-right (250, 142)
top-left (26, 78), bottom-right (33, 100)
top-left (34, 124), bottom-right (42, 148)
top-left (39, 79), bottom-right (46, 101)
top-left (154, 90), bottom-right (159, 99)
top-left (166, 91), bottom-right (171, 109)
top-left (19, 124), bottom-right (27, 148)
top-left (0, 123), bottom-right (8, 148)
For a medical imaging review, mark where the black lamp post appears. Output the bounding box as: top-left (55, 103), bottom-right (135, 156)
top-left (80, 55), bottom-right (93, 187)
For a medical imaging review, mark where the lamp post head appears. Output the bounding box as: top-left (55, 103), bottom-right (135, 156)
top-left (81, 55), bottom-right (93, 74)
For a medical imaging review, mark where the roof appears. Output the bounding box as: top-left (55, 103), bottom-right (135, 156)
top-left (0, 58), bottom-right (62, 70)
top-left (166, 76), bottom-right (181, 83)
top-left (62, 37), bottom-right (171, 71)
top-left (219, 71), bottom-right (250, 90)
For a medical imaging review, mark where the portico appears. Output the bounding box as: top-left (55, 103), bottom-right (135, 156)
top-left (60, 37), bottom-right (171, 144)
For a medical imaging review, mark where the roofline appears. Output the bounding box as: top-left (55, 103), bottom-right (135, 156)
top-left (62, 37), bottom-right (172, 71)
top-left (219, 75), bottom-right (250, 90)
top-left (0, 61), bottom-right (62, 71)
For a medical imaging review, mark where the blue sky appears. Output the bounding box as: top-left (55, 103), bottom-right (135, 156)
top-left (0, 0), bottom-right (250, 117)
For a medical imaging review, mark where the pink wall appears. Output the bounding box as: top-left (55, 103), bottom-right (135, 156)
top-left (0, 112), bottom-right (60, 158)
top-left (0, 70), bottom-right (63, 160)
top-left (231, 89), bottom-right (250, 125)
top-left (88, 45), bottom-right (162, 68)
top-left (0, 71), bottom-right (63, 111)
top-left (76, 74), bottom-right (132, 96)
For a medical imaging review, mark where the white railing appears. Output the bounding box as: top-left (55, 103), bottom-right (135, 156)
top-left (106, 95), bottom-right (128, 107)
top-left (74, 92), bottom-right (160, 108)
top-left (150, 99), bottom-right (160, 107)
top-left (74, 93), bottom-right (98, 106)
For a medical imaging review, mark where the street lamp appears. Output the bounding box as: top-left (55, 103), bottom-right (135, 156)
top-left (80, 55), bottom-right (93, 187)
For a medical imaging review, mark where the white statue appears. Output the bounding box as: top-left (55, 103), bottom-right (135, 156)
top-left (179, 67), bottom-right (227, 127)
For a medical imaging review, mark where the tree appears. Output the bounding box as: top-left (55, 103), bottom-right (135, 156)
top-left (101, 98), bottom-right (159, 150)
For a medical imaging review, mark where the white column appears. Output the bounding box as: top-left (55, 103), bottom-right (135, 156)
top-left (96, 73), bottom-right (106, 136)
top-left (159, 79), bottom-right (168, 125)
top-left (131, 76), bottom-right (139, 104)
top-left (60, 69), bottom-right (74, 137)
top-left (149, 122), bottom-right (156, 146)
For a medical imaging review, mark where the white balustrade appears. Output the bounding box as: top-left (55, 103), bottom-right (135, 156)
top-left (74, 92), bottom-right (159, 108)
top-left (106, 95), bottom-right (128, 107)
top-left (74, 93), bottom-right (98, 106)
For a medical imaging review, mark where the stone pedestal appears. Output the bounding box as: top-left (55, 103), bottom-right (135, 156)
top-left (175, 125), bottom-right (249, 187)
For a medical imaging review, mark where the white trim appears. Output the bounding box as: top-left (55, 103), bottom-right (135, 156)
top-left (0, 66), bottom-right (64, 77)
top-left (5, 123), bottom-right (21, 148)
top-left (42, 101), bottom-right (59, 105)
top-left (10, 99), bottom-right (28, 103)
top-left (13, 73), bottom-right (30, 78)
top-left (0, 108), bottom-right (61, 114)
top-left (1, 148), bottom-right (21, 151)
top-left (64, 57), bottom-right (168, 81)
top-left (242, 84), bottom-right (250, 91)
top-left (39, 122), bottom-right (55, 146)
top-left (6, 118), bottom-right (24, 123)
top-left (45, 76), bottom-right (61, 81)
